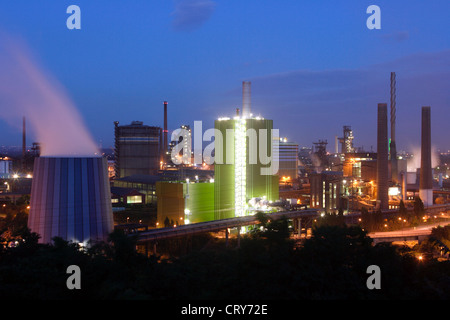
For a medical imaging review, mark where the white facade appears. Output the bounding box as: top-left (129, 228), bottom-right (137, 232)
top-left (0, 159), bottom-right (12, 178)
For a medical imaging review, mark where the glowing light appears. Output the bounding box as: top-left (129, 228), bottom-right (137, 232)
top-left (184, 208), bottom-right (191, 224)
top-left (234, 118), bottom-right (247, 217)
top-left (388, 187), bottom-right (400, 196)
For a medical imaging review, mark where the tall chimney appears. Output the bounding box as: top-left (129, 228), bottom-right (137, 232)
top-left (390, 72), bottom-right (398, 184)
top-left (22, 116), bottom-right (26, 171)
top-left (401, 171), bottom-right (407, 201)
top-left (335, 135), bottom-right (339, 154)
top-left (163, 101), bottom-right (168, 163)
top-left (419, 106), bottom-right (433, 206)
top-left (242, 81), bottom-right (251, 117)
top-left (377, 103), bottom-right (389, 210)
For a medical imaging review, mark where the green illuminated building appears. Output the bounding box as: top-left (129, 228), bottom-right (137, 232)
top-left (156, 180), bottom-right (214, 227)
top-left (214, 116), bottom-right (279, 220)
top-left (156, 114), bottom-right (279, 227)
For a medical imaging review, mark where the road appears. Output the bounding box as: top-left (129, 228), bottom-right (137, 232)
top-left (369, 221), bottom-right (450, 240)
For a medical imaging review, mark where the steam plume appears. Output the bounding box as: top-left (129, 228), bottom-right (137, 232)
top-left (0, 35), bottom-right (99, 157)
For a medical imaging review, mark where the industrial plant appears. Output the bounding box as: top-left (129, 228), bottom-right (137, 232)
top-left (0, 74), bottom-right (449, 248)
top-left (1, 0), bottom-right (450, 305)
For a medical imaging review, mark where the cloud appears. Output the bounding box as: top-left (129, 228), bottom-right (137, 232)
top-left (171, 0), bottom-right (216, 32)
top-left (380, 31), bottom-right (410, 43)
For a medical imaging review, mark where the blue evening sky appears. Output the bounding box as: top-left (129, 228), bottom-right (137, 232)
top-left (0, 0), bottom-right (449, 153)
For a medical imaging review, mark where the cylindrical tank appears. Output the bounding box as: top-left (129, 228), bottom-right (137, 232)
top-left (28, 157), bottom-right (114, 244)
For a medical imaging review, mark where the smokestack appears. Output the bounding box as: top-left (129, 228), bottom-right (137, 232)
top-left (163, 101), bottom-right (168, 163)
top-left (242, 81), bottom-right (251, 117)
top-left (335, 135), bottom-right (339, 154)
top-left (22, 116), bottom-right (26, 171)
top-left (420, 106), bottom-right (433, 206)
top-left (377, 103), bottom-right (389, 210)
top-left (401, 171), bottom-right (407, 201)
top-left (390, 72), bottom-right (398, 184)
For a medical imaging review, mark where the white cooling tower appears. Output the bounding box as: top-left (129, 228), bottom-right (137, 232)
top-left (28, 157), bottom-right (114, 244)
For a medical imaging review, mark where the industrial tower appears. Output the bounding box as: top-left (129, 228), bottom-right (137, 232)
top-left (214, 81), bottom-right (279, 220)
top-left (390, 72), bottom-right (398, 184)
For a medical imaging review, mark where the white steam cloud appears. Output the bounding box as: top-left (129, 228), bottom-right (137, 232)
top-left (406, 145), bottom-right (439, 172)
top-left (0, 36), bottom-right (99, 157)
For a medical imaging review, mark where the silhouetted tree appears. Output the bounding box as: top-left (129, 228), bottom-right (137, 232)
top-left (399, 200), bottom-right (408, 217)
top-left (414, 196), bottom-right (425, 218)
top-left (164, 216), bottom-right (170, 228)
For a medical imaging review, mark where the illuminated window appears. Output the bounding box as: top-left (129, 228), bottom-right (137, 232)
top-left (322, 181), bottom-right (325, 208)
top-left (127, 195), bottom-right (142, 204)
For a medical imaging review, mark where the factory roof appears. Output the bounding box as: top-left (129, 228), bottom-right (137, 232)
top-left (116, 174), bottom-right (162, 185)
top-left (110, 186), bottom-right (144, 197)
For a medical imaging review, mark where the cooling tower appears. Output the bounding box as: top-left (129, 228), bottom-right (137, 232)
top-left (28, 157), bottom-right (114, 244)
top-left (377, 103), bottom-right (389, 210)
top-left (419, 106), bottom-right (433, 206)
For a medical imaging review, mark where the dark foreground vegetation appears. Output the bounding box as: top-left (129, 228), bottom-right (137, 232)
top-left (1, 210), bottom-right (450, 300)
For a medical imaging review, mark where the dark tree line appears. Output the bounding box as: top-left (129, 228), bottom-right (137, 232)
top-left (0, 213), bottom-right (450, 300)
